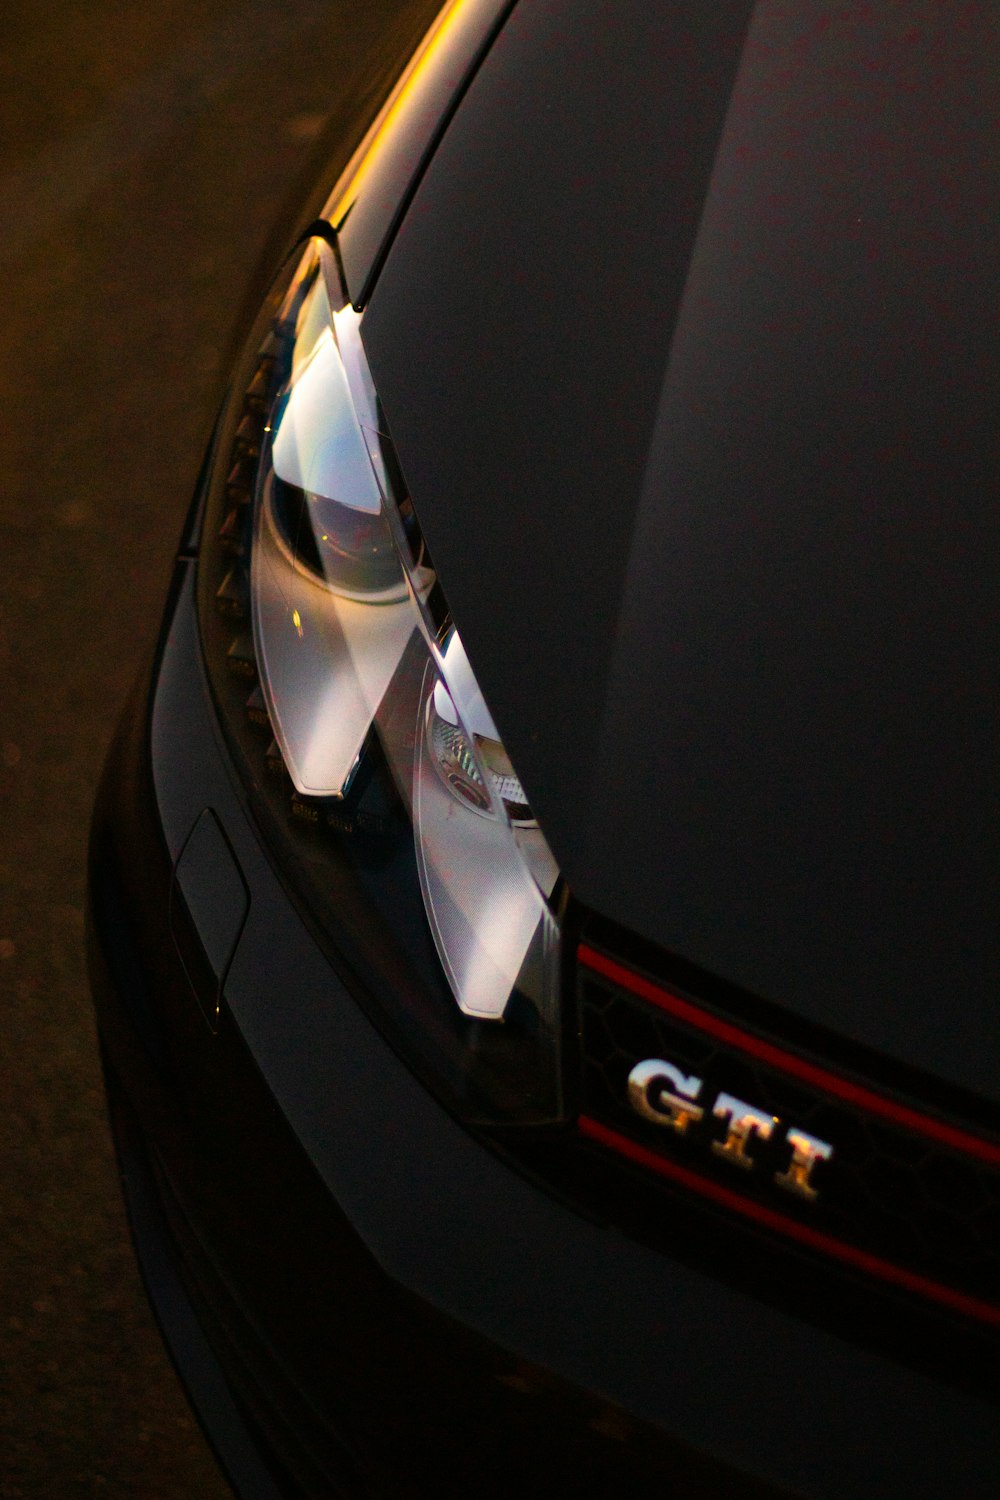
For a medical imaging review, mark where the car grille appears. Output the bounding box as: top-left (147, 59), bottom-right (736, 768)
top-left (575, 940), bottom-right (1000, 1332)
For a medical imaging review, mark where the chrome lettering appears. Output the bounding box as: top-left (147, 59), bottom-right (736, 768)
top-left (627, 1059), bottom-right (705, 1135)
top-left (711, 1093), bottom-right (777, 1168)
top-left (774, 1128), bottom-right (834, 1201)
top-left (625, 1058), bottom-right (835, 1204)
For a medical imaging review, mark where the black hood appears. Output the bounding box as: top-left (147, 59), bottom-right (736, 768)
top-left (362, 0), bottom-right (1000, 1102)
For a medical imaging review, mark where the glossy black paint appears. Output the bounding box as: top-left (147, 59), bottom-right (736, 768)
top-left (362, 0), bottom-right (1000, 1099)
top-left (88, 1), bottom-right (1000, 1495)
top-left (334, 0), bottom-right (514, 304)
top-left (91, 564), bottom-right (790, 1499)
top-left (89, 548), bottom-right (1000, 1499)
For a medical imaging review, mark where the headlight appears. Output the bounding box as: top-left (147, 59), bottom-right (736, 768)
top-left (197, 238), bottom-right (565, 1123)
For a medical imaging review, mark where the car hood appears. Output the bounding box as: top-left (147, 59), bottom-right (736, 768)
top-left (361, 0), bottom-right (1000, 1102)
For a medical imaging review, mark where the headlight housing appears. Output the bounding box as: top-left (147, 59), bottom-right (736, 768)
top-left (197, 237), bottom-right (565, 1124)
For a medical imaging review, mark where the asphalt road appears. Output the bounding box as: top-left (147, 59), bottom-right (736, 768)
top-left (0, 3), bottom-right (438, 1494)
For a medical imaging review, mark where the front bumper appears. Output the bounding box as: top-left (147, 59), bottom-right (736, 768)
top-left (88, 555), bottom-right (1000, 1499)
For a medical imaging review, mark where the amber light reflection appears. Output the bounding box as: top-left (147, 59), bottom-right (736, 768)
top-left (324, 0), bottom-right (476, 230)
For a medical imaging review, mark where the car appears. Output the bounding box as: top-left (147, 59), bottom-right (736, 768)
top-left (87, 1), bottom-right (1000, 1496)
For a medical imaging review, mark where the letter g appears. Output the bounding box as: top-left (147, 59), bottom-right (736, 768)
top-left (627, 1058), bottom-right (705, 1134)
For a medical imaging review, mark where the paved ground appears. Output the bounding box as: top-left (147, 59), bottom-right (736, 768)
top-left (0, 3), bottom-right (437, 1494)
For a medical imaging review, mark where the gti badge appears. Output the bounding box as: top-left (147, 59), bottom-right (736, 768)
top-left (627, 1058), bottom-right (834, 1202)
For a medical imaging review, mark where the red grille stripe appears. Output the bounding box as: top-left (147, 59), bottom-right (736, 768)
top-left (578, 1115), bottom-right (1000, 1328)
top-left (579, 944), bottom-right (1000, 1168)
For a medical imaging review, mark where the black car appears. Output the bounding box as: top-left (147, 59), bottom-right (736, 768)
top-left (88, 2), bottom-right (1000, 1495)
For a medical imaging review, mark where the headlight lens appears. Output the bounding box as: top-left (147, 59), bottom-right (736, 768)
top-left (197, 238), bottom-right (564, 1122)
